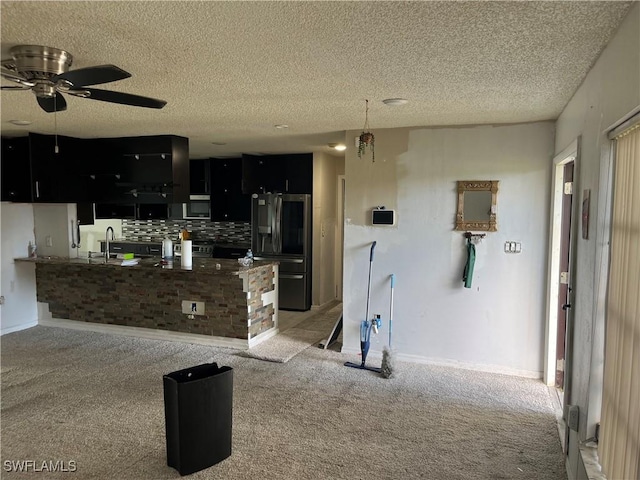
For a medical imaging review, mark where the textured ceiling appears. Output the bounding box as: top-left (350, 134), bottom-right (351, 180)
top-left (0, 1), bottom-right (634, 158)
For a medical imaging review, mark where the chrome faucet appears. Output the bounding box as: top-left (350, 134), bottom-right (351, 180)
top-left (105, 226), bottom-right (115, 260)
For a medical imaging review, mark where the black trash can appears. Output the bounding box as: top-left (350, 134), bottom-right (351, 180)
top-left (163, 362), bottom-right (233, 476)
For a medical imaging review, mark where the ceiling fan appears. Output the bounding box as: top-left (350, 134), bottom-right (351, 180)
top-left (1, 45), bottom-right (167, 113)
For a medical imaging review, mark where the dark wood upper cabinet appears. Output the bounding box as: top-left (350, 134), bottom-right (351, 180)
top-left (189, 158), bottom-right (211, 194)
top-left (29, 133), bottom-right (87, 203)
top-left (0, 132), bottom-right (83, 203)
top-left (211, 157), bottom-right (243, 192)
top-left (137, 203), bottom-right (169, 220)
top-left (94, 203), bottom-right (136, 219)
top-left (280, 153), bottom-right (313, 194)
top-left (2, 133), bottom-right (189, 205)
top-left (210, 157), bottom-right (250, 221)
top-left (1, 136), bottom-right (31, 202)
top-left (241, 154), bottom-right (285, 194)
top-left (76, 203), bottom-right (95, 225)
top-left (97, 135), bottom-right (190, 204)
top-left (241, 153), bottom-right (312, 194)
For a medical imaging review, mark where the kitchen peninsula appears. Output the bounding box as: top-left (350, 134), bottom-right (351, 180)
top-left (15, 256), bottom-right (279, 348)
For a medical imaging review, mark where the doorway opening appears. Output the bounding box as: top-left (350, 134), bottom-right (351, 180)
top-left (545, 139), bottom-right (579, 406)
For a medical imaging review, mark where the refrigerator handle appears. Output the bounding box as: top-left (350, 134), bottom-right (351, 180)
top-left (276, 195), bottom-right (283, 254)
top-left (270, 196), bottom-right (277, 253)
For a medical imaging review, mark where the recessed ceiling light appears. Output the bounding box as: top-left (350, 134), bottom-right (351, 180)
top-left (274, 124), bottom-right (289, 129)
top-left (382, 98), bottom-right (408, 106)
top-left (9, 119), bottom-right (32, 126)
top-left (211, 141), bottom-right (227, 146)
top-left (328, 143), bottom-right (347, 151)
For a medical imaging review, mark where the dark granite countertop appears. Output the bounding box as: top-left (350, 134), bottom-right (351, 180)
top-left (15, 256), bottom-right (276, 275)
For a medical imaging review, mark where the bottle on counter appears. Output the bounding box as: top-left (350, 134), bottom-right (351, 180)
top-left (246, 249), bottom-right (254, 264)
top-left (162, 237), bottom-right (174, 260)
top-left (28, 241), bottom-right (37, 258)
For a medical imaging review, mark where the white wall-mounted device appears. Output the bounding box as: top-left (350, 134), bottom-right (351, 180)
top-left (372, 207), bottom-right (395, 226)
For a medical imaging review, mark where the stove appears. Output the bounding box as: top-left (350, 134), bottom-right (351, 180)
top-left (175, 240), bottom-right (215, 258)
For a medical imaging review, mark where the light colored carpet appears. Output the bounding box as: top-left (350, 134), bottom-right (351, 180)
top-left (244, 303), bottom-right (342, 363)
top-left (0, 326), bottom-right (567, 480)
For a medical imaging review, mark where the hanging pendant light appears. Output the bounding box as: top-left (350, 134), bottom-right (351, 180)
top-left (358, 99), bottom-right (375, 162)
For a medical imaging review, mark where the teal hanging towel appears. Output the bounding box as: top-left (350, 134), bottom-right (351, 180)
top-left (463, 240), bottom-right (476, 288)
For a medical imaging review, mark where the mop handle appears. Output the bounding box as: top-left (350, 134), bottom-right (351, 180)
top-left (365, 241), bottom-right (376, 322)
top-left (389, 274), bottom-right (395, 346)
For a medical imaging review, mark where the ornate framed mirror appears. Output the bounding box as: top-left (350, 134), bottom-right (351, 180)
top-left (455, 180), bottom-right (498, 232)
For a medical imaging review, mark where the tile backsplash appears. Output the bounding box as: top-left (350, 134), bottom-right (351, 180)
top-left (122, 219), bottom-right (251, 245)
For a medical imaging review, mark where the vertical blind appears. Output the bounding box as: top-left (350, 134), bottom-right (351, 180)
top-left (599, 123), bottom-right (640, 480)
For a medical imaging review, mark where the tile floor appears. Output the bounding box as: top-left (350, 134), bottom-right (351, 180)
top-left (276, 301), bottom-right (343, 351)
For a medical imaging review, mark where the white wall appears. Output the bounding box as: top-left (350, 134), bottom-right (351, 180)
top-left (554, 2), bottom-right (639, 475)
top-left (312, 152), bottom-right (345, 307)
top-left (32, 204), bottom-right (123, 257)
top-left (79, 218), bottom-right (123, 255)
top-left (32, 204), bottom-right (77, 258)
top-left (343, 122), bottom-right (555, 376)
top-left (0, 202), bottom-right (38, 334)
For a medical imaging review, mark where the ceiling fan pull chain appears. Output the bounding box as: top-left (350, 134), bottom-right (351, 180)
top-left (54, 95), bottom-right (59, 154)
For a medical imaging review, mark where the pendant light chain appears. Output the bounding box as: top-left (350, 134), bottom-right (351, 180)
top-left (363, 99), bottom-right (370, 132)
top-left (358, 99), bottom-right (375, 162)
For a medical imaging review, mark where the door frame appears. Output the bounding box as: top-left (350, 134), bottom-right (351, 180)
top-left (544, 138), bottom-right (580, 388)
top-left (334, 175), bottom-right (345, 301)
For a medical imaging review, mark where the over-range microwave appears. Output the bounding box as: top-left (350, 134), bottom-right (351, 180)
top-left (182, 195), bottom-right (211, 219)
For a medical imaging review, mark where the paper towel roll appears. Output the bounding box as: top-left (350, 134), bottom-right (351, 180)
top-left (181, 240), bottom-right (192, 268)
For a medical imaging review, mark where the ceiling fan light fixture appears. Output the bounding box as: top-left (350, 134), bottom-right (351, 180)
top-left (274, 124), bottom-right (289, 129)
top-left (9, 119), bottom-right (32, 126)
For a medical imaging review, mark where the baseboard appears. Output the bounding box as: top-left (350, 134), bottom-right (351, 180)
top-left (1, 321), bottom-right (38, 336)
top-left (248, 327), bottom-right (279, 348)
top-left (340, 347), bottom-right (542, 379)
top-left (579, 444), bottom-right (606, 480)
top-left (311, 299), bottom-right (341, 311)
top-left (548, 386), bottom-right (567, 453)
top-left (38, 317), bottom-right (249, 350)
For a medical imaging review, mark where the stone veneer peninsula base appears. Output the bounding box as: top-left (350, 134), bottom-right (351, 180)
top-left (17, 257), bottom-right (279, 349)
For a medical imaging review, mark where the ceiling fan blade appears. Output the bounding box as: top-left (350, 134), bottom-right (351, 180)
top-left (37, 93), bottom-right (67, 113)
top-left (53, 64), bottom-right (131, 87)
top-left (71, 87), bottom-right (167, 109)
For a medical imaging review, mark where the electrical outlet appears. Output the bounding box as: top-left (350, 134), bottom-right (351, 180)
top-left (181, 300), bottom-right (205, 316)
top-left (45, 235), bottom-right (53, 247)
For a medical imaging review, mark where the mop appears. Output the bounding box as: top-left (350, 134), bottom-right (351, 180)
top-left (345, 241), bottom-right (382, 373)
top-left (380, 274), bottom-right (396, 378)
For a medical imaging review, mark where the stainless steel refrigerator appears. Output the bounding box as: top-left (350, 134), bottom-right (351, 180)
top-left (251, 193), bottom-right (312, 311)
